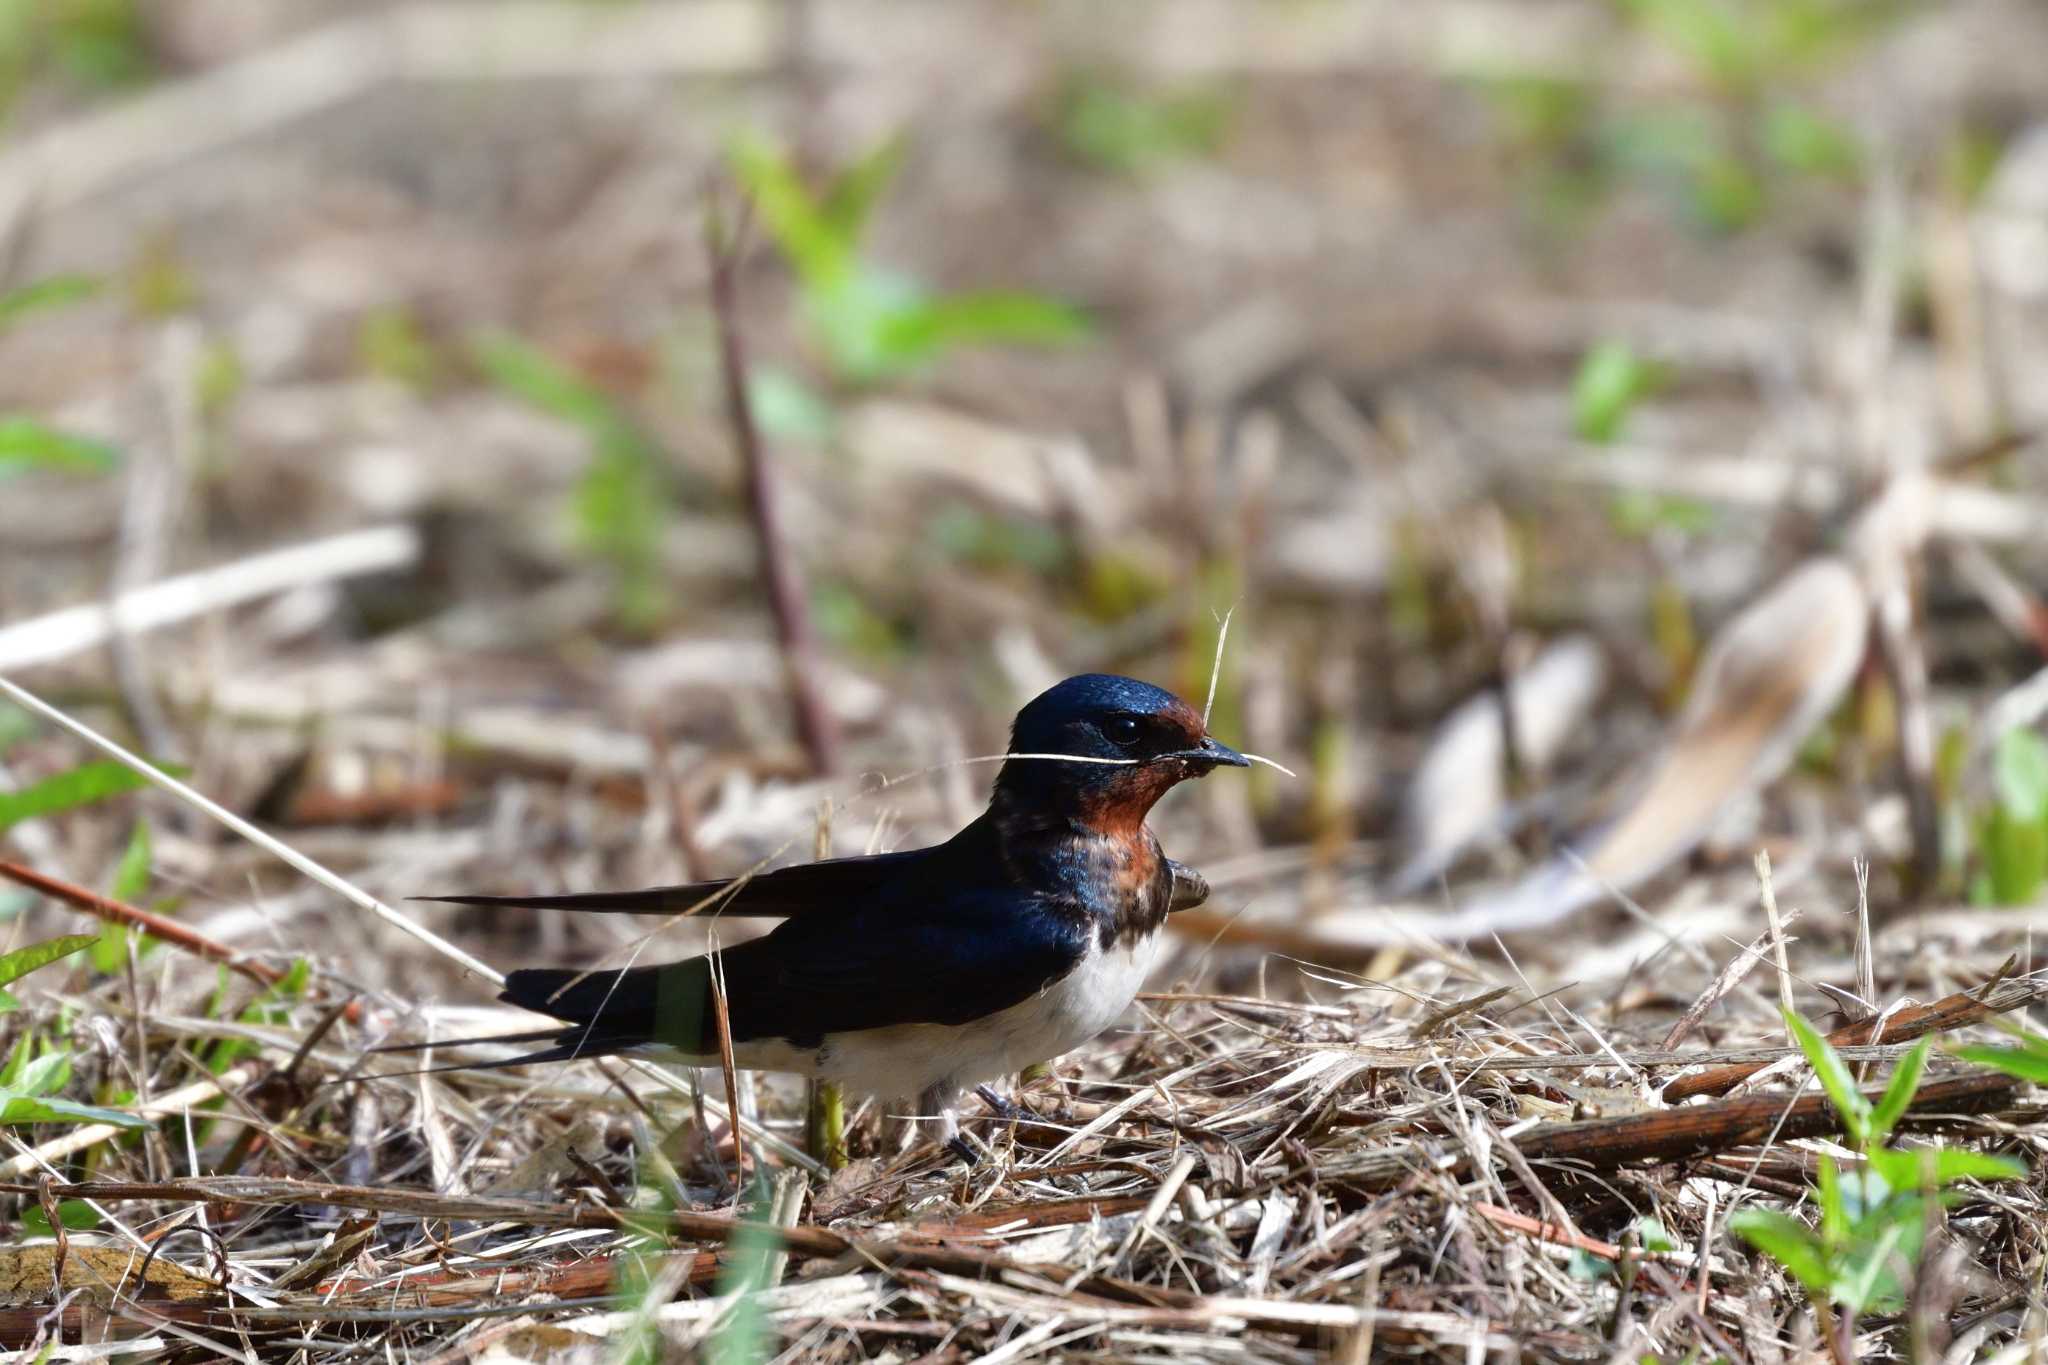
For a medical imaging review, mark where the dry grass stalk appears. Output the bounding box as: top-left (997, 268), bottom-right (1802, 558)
top-left (1663, 970), bottom-right (2048, 1101)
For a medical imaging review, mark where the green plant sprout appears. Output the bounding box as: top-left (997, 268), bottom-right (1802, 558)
top-left (89, 819), bottom-right (157, 975)
top-left (472, 333), bottom-right (677, 634)
top-left (0, 274), bottom-right (99, 334)
top-left (728, 133), bottom-right (1092, 387)
top-left (1971, 728), bottom-right (2048, 905)
top-left (1573, 340), bottom-right (1715, 536)
top-left (2, 1020), bottom-right (151, 1130)
top-left (1054, 73), bottom-right (1235, 176)
top-left (1573, 340), bottom-right (1667, 443)
top-left (1730, 1010), bottom-right (2022, 1339)
top-left (1, 937), bottom-right (154, 1136)
top-left (1476, 0), bottom-right (1903, 235)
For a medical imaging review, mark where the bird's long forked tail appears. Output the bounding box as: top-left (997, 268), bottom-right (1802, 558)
top-left (366, 1026), bottom-right (613, 1076)
top-left (368, 962), bottom-right (710, 1077)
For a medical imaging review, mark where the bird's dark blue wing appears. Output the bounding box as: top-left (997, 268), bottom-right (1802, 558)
top-left (416, 845), bottom-right (937, 918)
top-left (497, 888), bottom-right (1090, 1055)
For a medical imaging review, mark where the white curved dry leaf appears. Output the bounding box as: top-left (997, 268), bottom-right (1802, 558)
top-left (1428, 556), bottom-right (1870, 937)
top-left (1581, 556), bottom-right (1869, 890)
top-left (1390, 634), bottom-right (1609, 896)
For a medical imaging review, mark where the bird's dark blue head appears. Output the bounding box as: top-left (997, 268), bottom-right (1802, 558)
top-left (995, 674), bottom-right (1249, 830)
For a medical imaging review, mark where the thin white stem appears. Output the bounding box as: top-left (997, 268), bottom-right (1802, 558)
top-left (0, 524), bottom-right (419, 672)
top-left (0, 675), bottom-right (502, 984)
top-left (1203, 604), bottom-right (1235, 728)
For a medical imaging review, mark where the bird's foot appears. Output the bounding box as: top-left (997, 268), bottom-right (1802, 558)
top-left (945, 1134), bottom-right (983, 1167)
top-left (975, 1083), bottom-right (1027, 1123)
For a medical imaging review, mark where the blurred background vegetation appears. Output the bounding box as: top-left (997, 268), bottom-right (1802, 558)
top-left (1, 0), bottom-right (2046, 958)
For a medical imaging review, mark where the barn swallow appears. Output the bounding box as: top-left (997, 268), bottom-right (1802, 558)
top-left (397, 674), bottom-right (1247, 1157)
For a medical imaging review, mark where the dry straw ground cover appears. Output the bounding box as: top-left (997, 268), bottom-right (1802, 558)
top-left (4, 1), bottom-right (2048, 1360)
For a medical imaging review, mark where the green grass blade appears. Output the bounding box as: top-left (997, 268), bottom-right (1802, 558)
top-left (0, 419), bottom-right (120, 475)
top-left (0, 760), bottom-right (154, 832)
top-left (0, 934), bottom-right (99, 1010)
top-left (1729, 1208), bottom-right (1832, 1297)
top-left (0, 1088), bottom-right (151, 1128)
top-left (0, 274), bottom-right (100, 332)
top-left (1784, 1007), bottom-right (1870, 1144)
top-left (1954, 1041), bottom-right (2048, 1085)
top-left (1866, 1036), bottom-right (1931, 1143)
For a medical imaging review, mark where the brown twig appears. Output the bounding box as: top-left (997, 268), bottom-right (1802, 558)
top-left (0, 858), bottom-right (364, 1021)
top-left (1662, 973), bottom-right (2047, 1102)
top-left (706, 937), bottom-right (747, 1199)
top-left (1524, 1072), bottom-right (2018, 1166)
top-left (705, 198), bottom-right (842, 777)
top-left (0, 1175), bottom-right (1204, 1310)
top-left (1469, 1203), bottom-right (1693, 1267)
top-left (1320, 1071), bottom-right (2022, 1189)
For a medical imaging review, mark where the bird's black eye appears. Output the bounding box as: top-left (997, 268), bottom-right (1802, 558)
top-left (1102, 715), bottom-right (1142, 748)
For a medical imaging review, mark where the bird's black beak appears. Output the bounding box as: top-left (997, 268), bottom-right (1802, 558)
top-left (1161, 736), bottom-right (1251, 769)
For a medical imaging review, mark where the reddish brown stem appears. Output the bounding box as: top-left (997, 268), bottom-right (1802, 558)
top-left (706, 208), bottom-right (842, 777)
top-left (0, 858), bottom-right (360, 1023)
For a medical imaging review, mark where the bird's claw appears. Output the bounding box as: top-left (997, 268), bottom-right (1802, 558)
top-left (975, 1084), bottom-right (1026, 1123)
top-left (945, 1134), bottom-right (982, 1167)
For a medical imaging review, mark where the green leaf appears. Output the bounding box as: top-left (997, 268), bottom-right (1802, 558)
top-left (0, 761), bottom-right (153, 831)
top-left (1816, 1155), bottom-right (1848, 1245)
top-left (878, 289), bottom-right (1093, 361)
top-left (89, 925), bottom-right (130, 976)
top-left (474, 332), bottom-right (674, 632)
top-left (1687, 151), bottom-right (1766, 233)
top-left (1058, 78), bottom-right (1234, 175)
top-left (818, 135), bottom-right (906, 246)
top-left (20, 1199), bottom-right (102, 1235)
top-left (1862, 1144), bottom-right (2024, 1197)
top-left (1838, 1215), bottom-right (1913, 1313)
top-left (570, 433), bottom-right (672, 633)
top-left (1633, 1215), bottom-right (1676, 1253)
top-left (1608, 489), bottom-right (1717, 538)
top-left (470, 333), bottom-right (613, 433)
top-left (1474, 72), bottom-right (1594, 152)
top-left (0, 274), bottom-right (99, 332)
top-left (111, 818), bottom-right (152, 902)
top-left (359, 307), bottom-right (440, 389)
top-left (1995, 729), bottom-right (2048, 823)
top-left (1730, 1208), bottom-right (1832, 1295)
top-left (1955, 1040), bottom-right (2048, 1085)
top-left (1784, 1008), bottom-right (1870, 1144)
top-left (0, 704), bottom-right (33, 754)
top-left (12, 1049), bottom-right (70, 1098)
top-left (0, 1089), bottom-right (149, 1128)
top-left (1619, 0), bottom-right (1759, 91)
top-left (707, 1207), bottom-right (780, 1365)
top-left (1866, 1036), bottom-right (1931, 1143)
top-left (748, 368), bottom-right (836, 445)
top-left (811, 266), bottom-right (928, 381)
top-left (0, 418), bottom-right (120, 475)
top-left (98, 823), bottom-right (161, 974)
top-left (0, 1034), bottom-right (30, 1087)
top-left (1762, 103), bottom-right (1861, 179)
top-left (1931, 1148), bottom-right (2026, 1183)
top-left (728, 134), bottom-right (850, 292)
top-left (1979, 805), bottom-right (2048, 904)
top-left (1571, 340), bottom-right (1665, 443)
top-left (1567, 1246), bottom-right (1614, 1280)
top-left (0, 934), bottom-right (98, 1011)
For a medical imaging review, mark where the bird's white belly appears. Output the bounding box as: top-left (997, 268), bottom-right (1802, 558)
top-left (680, 930), bottom-right (1163, 1101)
